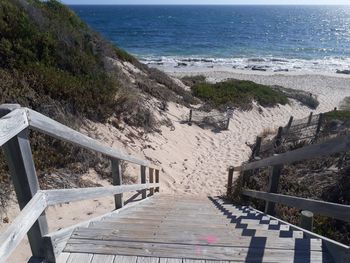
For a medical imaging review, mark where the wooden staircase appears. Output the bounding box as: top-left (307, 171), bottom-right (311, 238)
top-left (1, 105), bottom-right (349, 263)
top-left (58, 195), bottom-right (333, 263)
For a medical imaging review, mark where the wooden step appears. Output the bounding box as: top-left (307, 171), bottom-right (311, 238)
top-left (65, 239), bottom-right (332, 262)
top-left (71, 227), bottom-right (323, 251)
top-left (88, 222), bottom-right (306, 239)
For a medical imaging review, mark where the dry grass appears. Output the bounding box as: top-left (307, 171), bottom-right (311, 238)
top-left (259, 127), bottom-right (276, 138)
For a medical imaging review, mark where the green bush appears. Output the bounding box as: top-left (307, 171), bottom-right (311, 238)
top-left (324, 110), bottom-right (350, 121)
top-left (192, 79), bottom-right (289, 110)
top-left (0, 0), bottom-right (119, 120)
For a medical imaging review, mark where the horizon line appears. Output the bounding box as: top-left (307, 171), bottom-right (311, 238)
top-left (67, 4), bottom-right (350, 6)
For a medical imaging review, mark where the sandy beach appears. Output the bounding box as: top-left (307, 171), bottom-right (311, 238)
top-left (3, 70), bottom-right (350, 262)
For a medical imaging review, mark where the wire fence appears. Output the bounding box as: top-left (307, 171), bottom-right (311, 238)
top-left (185, 109), bottom-right (232, 130)
top-left (251, 112), bottom-right (323, 159)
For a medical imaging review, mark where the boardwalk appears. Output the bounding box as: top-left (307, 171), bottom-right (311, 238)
top-left (58, 195), bottom-right (332, 263)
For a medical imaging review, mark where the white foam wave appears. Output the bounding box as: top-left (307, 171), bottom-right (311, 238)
top-left (141, 55), bottom-right (350, 74)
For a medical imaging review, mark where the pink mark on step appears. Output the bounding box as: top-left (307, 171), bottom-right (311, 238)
top-left (200, 235), bottom-right (219, 244)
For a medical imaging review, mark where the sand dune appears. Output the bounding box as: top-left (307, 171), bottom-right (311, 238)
top-left (2, 71), bottom-right (350, 262)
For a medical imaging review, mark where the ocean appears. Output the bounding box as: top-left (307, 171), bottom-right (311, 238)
top-left (70, 5), bottom-right (350, 73)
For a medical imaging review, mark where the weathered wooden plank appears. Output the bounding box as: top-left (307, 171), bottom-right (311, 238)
top-left (226, 167), bottom-right (234, 196)
top-left (88, 221), bottom-right (233, 231)
top-left (1, 126), bottom-right (51, 260)
top-left (67, 253), bottom-right (93, 263)
top-left (141, 166), bottom-right (147, 199)
top-left (56, 252), bottom-right (71, 263)
top-left (70, 228), bottom-right (324, 251)
top-left (44, 195), bottom-right (158, 258)
top-left (264, 164), bottom-right (283, 216)
top-left (45, 183), bottom-right (159, 206)
top-left (0, 192), bottom-right (46, 262)
top-left (64, 239), bottom-right (331, 262)
top-left (102, 217), bottom-right (228, 225)
top-left (159, 258), bottom-right (182, 263)
top-left (26, 108), bottom-right (148, 166)
top-left (137, 257), bottom-right (159, 263)
top-left (91, 254), bottom-right (115, 263)
top-left (149, 168), bottom-right (154, 196)
top-left (241, 134), bottom-right (350, 171)
top-left (112, 158), bottom-right (123, 209)
top-left (155, 170), bottom-right (160, 193)
top-left (114, 255), bottom-right (137, 263)
top-left (0, 108), bottom-right (28, 147)
top-left (243, 189), bottom-right (350, 222)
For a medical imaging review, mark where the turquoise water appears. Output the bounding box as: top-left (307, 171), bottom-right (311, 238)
top-left (71, 5), bottom-right (350, 72)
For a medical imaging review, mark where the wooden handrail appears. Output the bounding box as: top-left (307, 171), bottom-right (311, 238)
top-left (0, 109), bottom-right (29, 147)
top-left (26, 108), bottom-right (148, 166)
top-left (0, 183), bottom-right (160, 262)
top-left (237, 134), bottom-right (350, 171)
top-left (0, 104), bottom-right (162, 261)
top-left (243, 189), bottom-right (350, 222)
top-left (0, 192), bottom-right (47, 262)
top-left (45, 183), bottom-right (159, 206)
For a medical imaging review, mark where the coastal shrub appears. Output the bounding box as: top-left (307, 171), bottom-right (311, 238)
top-left (147, 68), bottom-right (198, 105)
top-left (324, 110), bottom-right (350, 121)
top-left (181, 75), bottom-right (206, 87)
top-left (192, 79), bottom-right (289, 110)
top-left (0, 0), bottom-right (119, 121)
top-left (271, 86), bottom-right (320, 109)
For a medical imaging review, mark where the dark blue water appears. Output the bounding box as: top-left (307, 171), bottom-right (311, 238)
top-left (71, 5), bottom-right (350, 72)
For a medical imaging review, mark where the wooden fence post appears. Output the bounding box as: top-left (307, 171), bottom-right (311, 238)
top-left (149, 168), bottom-right (154, 196)
top-left (227, 167), bottom-right (234, 196)
top-left (264, 163), bottom-right (283, 216)
top-left (252, 136), bottom-right (262, 158)
top-left (188, 109), bottom-right (193, 126)
top-left (1, 106), bottom-right (51, 260)
top-left (225, 117), bottom-right (230, 130)
top-left (307, 112), bottom-right (313, 125)
top-left (155, 169), bottom-right (160, 193)
top-left (300, 210), bottom-right (314, 231)
top-left (275, 127), bottom-right (283, 148)
top-left (141, 165), bottom-right (147, 199)
top-left (111, 158), bottom-right (123, 209)
top-left (286, 116), bottom-right (294, 132)
top-left (315, 113), bottom-right (324, 141)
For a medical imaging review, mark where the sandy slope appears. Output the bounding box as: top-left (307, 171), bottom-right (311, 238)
top-left (2, 72), bottom-right (350, 262)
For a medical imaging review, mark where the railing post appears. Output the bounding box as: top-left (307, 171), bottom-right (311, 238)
top-left (0, 105), bottom-right (51, 260)
top-left (188, 109), bottom-right (193, 126)
top-left (286, 116), bottom-right (294, 132)
top-left (300, 210), bottom-right (314, 231)
top-left (141, 165), bottom-right (147, 199)
top-left (149, 168), bottom-right (154, 196)
top-left (227, 166), bottom-right (234, 196)
top-left (264, 162), bottom-right (283, 216)
top-left (111, 158), bottom-right (123, 209)
top-left (155, 169), bottom-right (160, 192)
top-left (307, 112), bottom-right (313, 125)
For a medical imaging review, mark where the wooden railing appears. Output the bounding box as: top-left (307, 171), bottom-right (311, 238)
top-left (228, 130), bottom-right (350, 262)
top-left (0, 104), bottom-right (161, 262)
